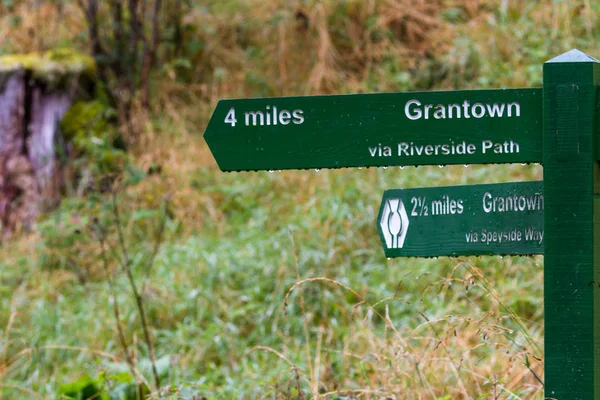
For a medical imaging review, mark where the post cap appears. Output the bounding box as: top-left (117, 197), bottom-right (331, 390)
top-left (546, 49), bottom-right (599, 63)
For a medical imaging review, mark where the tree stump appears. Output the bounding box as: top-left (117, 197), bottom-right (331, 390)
top-left (0, 51), bottom-right (95, 235)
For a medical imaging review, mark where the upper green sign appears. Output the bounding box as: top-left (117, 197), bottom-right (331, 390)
top-left (204, 88), bottom-right (542, 171)
top-left (378, 181), bottom-right (544, 258)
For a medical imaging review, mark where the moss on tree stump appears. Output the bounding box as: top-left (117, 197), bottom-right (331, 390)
top-left (0, 49), bottom-right (95, 235)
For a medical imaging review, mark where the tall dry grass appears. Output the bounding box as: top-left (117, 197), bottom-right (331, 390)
top-left (278, 256), bottom-right (543, 399)
top-left (0, 1), bottom-right (86, 53)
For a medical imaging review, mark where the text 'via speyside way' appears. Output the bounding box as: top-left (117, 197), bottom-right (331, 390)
top-left (378, 181), bottom-right (544, 257)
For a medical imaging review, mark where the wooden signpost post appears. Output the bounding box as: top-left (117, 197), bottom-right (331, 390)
top-left (204, 49), bottom-right (600, 399)
top-left (542, 50), bottom-right (600, 400)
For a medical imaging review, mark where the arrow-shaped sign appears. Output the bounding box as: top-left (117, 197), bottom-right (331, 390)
top-left (377, 181), bottom-right (544, 258)
top-left (204, 88), bottom-right (542, 171)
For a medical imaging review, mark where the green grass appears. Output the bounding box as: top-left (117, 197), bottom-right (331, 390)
top-left (1, 164), bottom-right (544, 398)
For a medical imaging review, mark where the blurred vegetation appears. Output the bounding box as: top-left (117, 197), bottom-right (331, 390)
top-left (0, 48), bottom-right (95, 87)
top-left (0, 0), bottom-right (599, 398)
top-left (59, 101), bottom-right (127, 188)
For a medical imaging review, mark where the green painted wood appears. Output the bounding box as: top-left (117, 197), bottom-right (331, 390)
top-left (204, 89), bottom-right (542, 171)
top-left (377, 181), bottom-right (544, 258)
top-left (543, 49), bottom-right (600, 399)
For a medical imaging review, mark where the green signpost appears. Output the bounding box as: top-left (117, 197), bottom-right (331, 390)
top-left (204, 49), bottom-right (600, 399)
top-left (204, 89), bottom-right (542, 171)
top-left (377, 181), bottom-right (544, 258)
top-left (542, 50), bottom-right (600, 400)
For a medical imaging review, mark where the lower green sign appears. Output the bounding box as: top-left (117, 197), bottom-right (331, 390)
top-left (377, 181), bottom-right (544, 257)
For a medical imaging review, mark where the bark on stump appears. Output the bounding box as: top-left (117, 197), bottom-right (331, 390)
top-left (0, 52), bottom-right (95, 235)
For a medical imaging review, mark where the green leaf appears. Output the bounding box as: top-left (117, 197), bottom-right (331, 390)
top-left (59, 375), bottom-right (107, 400)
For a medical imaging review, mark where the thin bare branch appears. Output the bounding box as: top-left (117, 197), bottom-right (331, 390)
top-left (141, 0), bottom-right (162, 109)
top-left (111, 190), bottom-right (161, 391)
top-left (0, 383), bottom-right (44, 399)
top-left (142, 197), bottom-right (168, 290)
top-left (98, 231), bottom-right (138, 386)
top-left (109, 0), bottom-right (124, 76)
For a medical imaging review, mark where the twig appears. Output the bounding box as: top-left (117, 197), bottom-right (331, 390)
top-left (109, 0), bottom-right (124, 76)
top-left (111, 190), bottom-right (161, 392)
top-left (524, 353), bottom-right (544, 387)
top-left (97, 227), bottom-right (138, 388)
top-left (1, 312), bottom-right (18, 364)
top-left (141, 197), bottom-right (168, 291)
top-left (288, 231), bottom-right (313, 395)
top-left (141, 0), bottom-right (162, 109)
top-left (246, 346), bottom-right (303, 371)
top-left (0, 384), bottom-right (43, 399)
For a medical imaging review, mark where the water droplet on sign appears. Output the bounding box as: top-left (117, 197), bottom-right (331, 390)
top-left (438, 165), bottom-right (444, 168)
top-left (399, 166), bottom-right (404, 170)
top-left (315, 169), bottom-right (321, 172)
